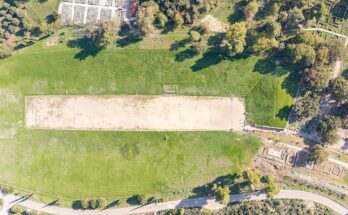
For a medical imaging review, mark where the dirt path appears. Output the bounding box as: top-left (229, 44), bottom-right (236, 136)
top-left (1, 190), bottom-right (347, 215)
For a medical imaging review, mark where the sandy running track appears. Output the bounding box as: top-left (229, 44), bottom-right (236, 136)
top-left (25, 96), bottom-right (245, 131)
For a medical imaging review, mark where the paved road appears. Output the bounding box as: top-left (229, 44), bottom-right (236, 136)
top-left (1, 190), bottom-right (347, 215)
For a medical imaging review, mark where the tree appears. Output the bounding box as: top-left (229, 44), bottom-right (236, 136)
top-left (296, 31), bottom-right (323, 47)
top-left (308, 144), bottom-right (328, 164)
top-left (302, 66), bottom-right (330, 92)
top-left (263, 19), bottom-right (282, 38)
top-left (262, 176), bottom-right (279, 198)
top-left (213, 185), bottom-right (230, 205)
top-left (190, 41), bottom-right (206, 54)
top-left (156, 12), bottom-right (168, 28)
top-left (309, 1), bottom-right (328, 21)
top-left (88, 199), bottom-right (98, 209)
top-left (189, 30), bottom-right (201, 42)
top-left (287, 43), bottom-right (316, 67)
top-left (0, 43), bottom-right (13, 59)
top-left (100, 21), bottom-right (119, 46)
top-left (331, 76), bottom-right (348, 102)
top-left (174, 13), bottom-right (184, 28)
top-left (264, 181), bottom-right (280, 198)
top-left (85, 21), bottom-right (119, 48)
top-left (136, 0), bottom-right (159, 35)
top-left (9, 205), bottom-right (24, 214)
top-left (317, 115), bottom-right (341, 145)
top-left (294, 95), bottom-right (320, 119)
top-left (221, 22), bottom-right (247, 56)
top-left (96, 198), bottom-right (106, 209)
top-left (243, 169), bottom-right (260, 185)
top-left (250, 34), bottom-right (279, 53)
top-left (80, 200), bottom-right (89, 209)
top-left (269, 3), bottom-right (280, 17)
top-left (326, 41), bottom-right (346, 64)
top-left (317, 46), bottom-right (330, 65)
top-left (243, 0), bottom-right (259, 21)
top-left (283, 7), bottom-right (305, 31)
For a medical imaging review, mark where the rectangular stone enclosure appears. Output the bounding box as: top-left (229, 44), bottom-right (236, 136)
top-left (25, 96), bottom-right (245, 131)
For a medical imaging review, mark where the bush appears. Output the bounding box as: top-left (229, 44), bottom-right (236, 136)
top-left (80, 200), bottom-right (89, 209)
top-left (96, 198), bottom-right (106, 208)
top-left (88, 199), bottom-right (98, 209)
top-left (9, 205), bottom-right (24, 214)
top-left (1, 185), bottom-right (14, 194)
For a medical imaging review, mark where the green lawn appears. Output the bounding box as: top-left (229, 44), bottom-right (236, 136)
top-left (24, 0), bottom-right (59, 25)
top-left (0, 130), bottom-right (260, 200)
top-left (0, 32), bottom-right (296, 200)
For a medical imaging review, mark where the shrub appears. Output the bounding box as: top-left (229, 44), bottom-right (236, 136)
top-left (96, 198), bottom-right (106, 208)
top-left (9, 205), bottom-right (24, 214)
top-left (1, 185), bottom-right (14, 194)
top-left (80, 200), bottom-right (89, 209)
top-left (213, 185), bottom-right (229, 205)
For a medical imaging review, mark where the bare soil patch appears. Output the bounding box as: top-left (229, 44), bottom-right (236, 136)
top-left (200, 15), bottom-right (228, 33)
top-left (25, 95), bottom-right (245, 131)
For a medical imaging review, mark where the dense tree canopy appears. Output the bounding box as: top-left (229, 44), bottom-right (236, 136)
top-left (287, 43), bottom-right (316, 67)
top-left (136, 0), bottom-right (159, 35)
top-left (302, 66), bottom-right (331, 92)
top-left (221, 22), bottom-right (247, 56)
top-left (331, 76), bottom-right (348, 102)
top-left (317, 115), bottom-right (341, 145)
top-left (294, 95), bottom-right (320, 119)
top-left (308, 144), bottom-right (328, 164)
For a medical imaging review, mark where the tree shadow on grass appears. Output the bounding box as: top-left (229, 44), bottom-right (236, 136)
top-left (253, 58), bottom-right (277, 75)
top-left (190, 50), bottom-right (226, 72)
top-left (276, 105), bottom-right (293, 121)
top-left (43, 199), bottom-right (60, 208)
top-left (253, 57), bottom-right (301, 98)
top-left (170, 38), bottom-right (191, 51)
top-left (175, 48), bottom-right (197, 62)
top-left (116, 35), bottom-right (142, 47)
top-left (280, 68), bottom-right (301, 98)
top-left (228, 1), bottom-right (245, 23)
top-left (67, 37), bottom-right (103, 60)
top-left (102, 199), bottom-right (120, 210)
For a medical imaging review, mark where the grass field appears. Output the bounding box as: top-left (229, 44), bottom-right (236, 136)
top-left (0, 27), bottom-right (296, 200)
top-left (0, 131), bottom-right (260, 200)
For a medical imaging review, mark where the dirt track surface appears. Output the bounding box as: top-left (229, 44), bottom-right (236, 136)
top-left (25, 96), bottom-right (245, 131)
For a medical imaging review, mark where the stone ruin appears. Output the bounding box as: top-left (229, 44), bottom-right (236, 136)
top-left (58, 0), bottom-right (137, 25)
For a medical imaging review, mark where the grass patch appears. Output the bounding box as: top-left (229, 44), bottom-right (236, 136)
top-left (0, 131), bottom-right (260, 199)
top-left (24, 0), bottom-right (59, 25)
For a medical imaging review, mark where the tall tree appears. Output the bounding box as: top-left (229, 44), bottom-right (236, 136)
top-left (287, 43), bottom-right (316, 67)
top-left (243, 0), bottom-right (259, 21)
top-left (294, 95), bottom-right (320, 119)
top-left (302, 66), bottom-right (331, 92)
top-left (308, 144), bottom-right (328, 164)
top-left (331, 76), bottom-right (348, 102)
top-left (317, 115), bottom-right (341, 145)
top-left (136, 0), bottom-right (159, 35)
top-left (221, 22), bottom-right (247, 56)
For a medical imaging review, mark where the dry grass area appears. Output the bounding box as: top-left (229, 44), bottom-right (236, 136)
top-left (25, 95), bottom-right (245, 131)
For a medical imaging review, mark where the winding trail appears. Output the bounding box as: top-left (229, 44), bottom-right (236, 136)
top-left (0, 190), bottom-right (347, 215)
